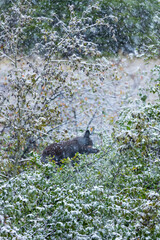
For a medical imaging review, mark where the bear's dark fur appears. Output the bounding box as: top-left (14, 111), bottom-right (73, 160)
top-left (41, 130), bottom-right (99, 165)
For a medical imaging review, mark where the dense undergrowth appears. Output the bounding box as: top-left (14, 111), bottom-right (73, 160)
top-left (0, 138), bottom-right (159, 239)
top-left (1, 69), bottom-right (160, 239)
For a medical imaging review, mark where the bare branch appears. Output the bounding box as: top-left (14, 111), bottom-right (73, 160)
top-left (86, 110), bottom-right (98, 130)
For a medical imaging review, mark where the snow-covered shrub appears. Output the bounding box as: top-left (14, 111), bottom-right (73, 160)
top-left (113, 65), bottom-right (160, 160)
top-left (0, 136), bottom-right (160, 239)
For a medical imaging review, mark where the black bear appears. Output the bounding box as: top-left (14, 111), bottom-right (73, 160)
top-left (41, 130), bottom-right (99, 165)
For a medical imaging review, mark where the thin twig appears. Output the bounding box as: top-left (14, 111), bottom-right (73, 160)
top-left (0, 51), bottom-right (15, 64)
top-left (86, 109), bottom-right (98, 130)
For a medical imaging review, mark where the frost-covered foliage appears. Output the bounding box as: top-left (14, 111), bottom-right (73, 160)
top-left (0, 0), bottom-right (159, 56)
top-left (97, 0), bottom-right (160, 55)
top-left (113, 64), bottom-right (160, 159)
top-left (0, 141), bottom-right (160, 239)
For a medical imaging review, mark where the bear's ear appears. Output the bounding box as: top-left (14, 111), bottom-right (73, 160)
top-left (84, 130), bottom-right (90, 138)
